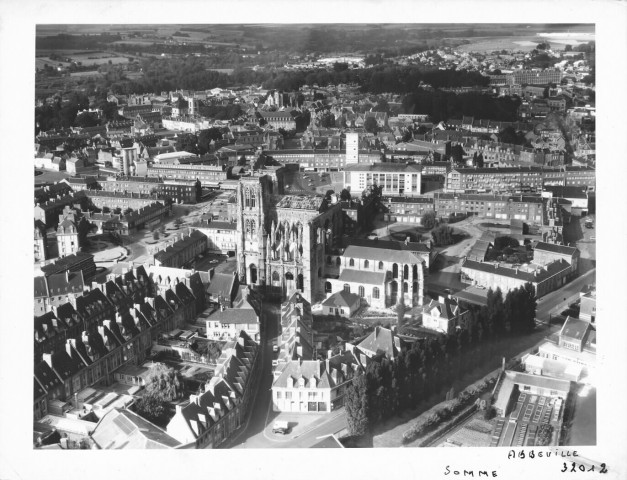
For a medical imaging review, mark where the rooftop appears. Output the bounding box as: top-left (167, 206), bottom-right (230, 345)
top-left (275, 195), bottom-right (325, 211)
top-left (338, 269), bottom-right (386, 286)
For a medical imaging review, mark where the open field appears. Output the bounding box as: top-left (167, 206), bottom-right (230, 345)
top-left (457, 32), bottom-right (594, 53)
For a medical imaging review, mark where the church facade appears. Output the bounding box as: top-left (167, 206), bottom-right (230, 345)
top-left (235, 168), bottom-right (343, 303)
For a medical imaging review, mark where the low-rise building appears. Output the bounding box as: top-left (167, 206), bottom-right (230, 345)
top-left (321, 290), bottom-right (361, 318)
top-left (153, 231), bottom-right (207, 268)
top-left (271, 352), bottom-right (361, 413)
top-left (421, 296), bottom-right (471, 334)
top-left (189, 217), bottom-right (238, 255)
top-left (460, 258), bottom-right (573, 298)
top-left (202, 303), bottom-right (260, 342)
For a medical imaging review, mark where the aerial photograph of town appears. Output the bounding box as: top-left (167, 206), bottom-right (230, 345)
top-left (30, 22), bottom-right (601, 453)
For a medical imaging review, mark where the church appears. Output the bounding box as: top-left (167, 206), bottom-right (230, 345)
top-left (232, 165), bottom-right (427, 308)
top-left (234, 166), bottom-right (343, 303)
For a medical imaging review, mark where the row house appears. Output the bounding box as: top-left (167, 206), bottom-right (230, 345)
top-left (34, 191), bottom-right (87, 228)
top-left (33, 282), bottom-right (199, 418)
top-left (98, 176), bottom-right (201, 204)
top-left (275, 291), bottom-right (315, 370)
top-left (34, 271), bottom-right (85, 317)
top-left (153, 231), bottom-right (208, 269)
top-left (382, 196), bottom-right (435, 224)
top-left (144, 265), bottom-right (209, 314)
top-left (84, 190), bottom-right (171, 211)
top-left (166, 331), bottom-right (261, 448)
top-left (433, 193), bottom-right (545, 224)
top-left (147, 164), bottom-right (228, 189)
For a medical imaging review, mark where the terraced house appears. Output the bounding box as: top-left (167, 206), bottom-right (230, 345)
top-left (165, 331), bottom-right (261, 448)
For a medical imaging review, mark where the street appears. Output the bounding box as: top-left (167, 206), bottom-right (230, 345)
top-left (219, 299), bottom-right (347, 449)
top-left (535, 268), bottom-right (595, 322)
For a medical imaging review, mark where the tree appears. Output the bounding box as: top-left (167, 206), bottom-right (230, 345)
top-left (197, 127), bottom-right (223, 154)
top-left (134, 393), bottom-right (167, 424)
top-left (319, 111), bottom-right (335, 128)
top-left (421, 211), bottom-right (437, 229)
top-left (564, 44), bottom-right (573, 52)
top-left (145, 363), bottom-right (183, 401)
top-left (364, 116), bottom-right (379, 134)
top-left (74, 112), bottom-right (99, 128)
top-left (431, 224), bottom-right (454, 246)
top-left (450, 144), bottom-right (464, 164)
top-left (494, 236), bottom-right (519, 251)
top-left (340, 188), bottom-right (352, 201)
top-left (361, 183), bottom-right (383, 204)
top-left (486, 287), bottom-right (505, 336)
top-left (345, 375), bottom-right (370, 436)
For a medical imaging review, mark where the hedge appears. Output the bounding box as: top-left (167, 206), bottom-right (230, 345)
top-left (401, 374), bottom-right (499, 445)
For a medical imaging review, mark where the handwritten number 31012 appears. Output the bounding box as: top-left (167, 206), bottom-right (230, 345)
top-left (561, 462), bottom-right (608, 474)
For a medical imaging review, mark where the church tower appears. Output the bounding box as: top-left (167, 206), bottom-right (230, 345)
top-left (236, 176), bottom-right (270, 286)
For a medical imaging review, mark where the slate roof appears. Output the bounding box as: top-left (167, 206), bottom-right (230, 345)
top-left (356, 326), bottom-right (401, 359)
top-left (338, 269), bottom-right (386, 286)
top-left (207, 273), bottom-right (238, 300)
top-left (424, 297), bottom-right (464, 320)
top-left (34, 360), bottom-right (63, 393)
top-left (461, 258), bottom-right (571, 283)
top-left (40, 252), bottom-right (94, 276)
top-left (34, 272), bottom-right (85, 298)
top-left (322, 290), bottom-right (360, 308)
top-left (534, 242), bottom-right (578, 257)
top-left (343, 240), bottom-right (427, 265)
top-left (207, 308), bottom-right (259, 325)
top-left (50, 349), bottom-right (86, 381)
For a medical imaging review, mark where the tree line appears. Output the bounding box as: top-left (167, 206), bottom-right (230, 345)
top-left (345, 284), bottom-right (537, 437)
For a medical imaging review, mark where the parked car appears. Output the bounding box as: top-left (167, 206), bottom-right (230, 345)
top-left (272, 421), bottom-right (289, 435)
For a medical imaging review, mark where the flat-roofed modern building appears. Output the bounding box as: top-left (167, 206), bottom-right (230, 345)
top-left (344, 162), bottom-right (423, 197)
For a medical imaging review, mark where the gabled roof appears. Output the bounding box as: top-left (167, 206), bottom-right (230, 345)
top-left (356, 326), bottom-right (401, 359)
top-left (92, 409), bottom-right (182, 449)
top-left (424, 297), bottom-right (464, 320)
top-left (322, 290), bottom-right (360, 308)
top-left (343, 238), bottom-right (430, 264)
top-left (534, 242), bottom-right (578, 257)
top-left (207, 273), bottom-right (238, 299)
top-left (338, 269), bottom-right (386, 286)
top-left (49, 349), bottom-right (85, 381)
top-left (207, 308), bottom-right (259, 325)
